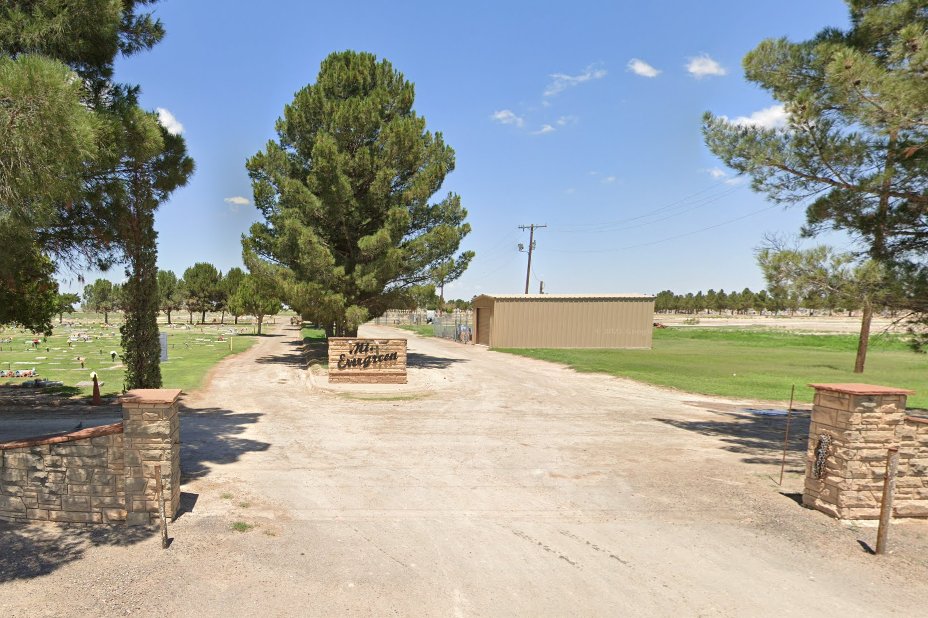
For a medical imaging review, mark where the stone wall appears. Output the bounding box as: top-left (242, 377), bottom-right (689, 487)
top-left (0, 388), bottom-right (182, 526)
top-left (895, 415), bottom-right (928, 517)
top-left (328, 338), bottom-right (407, 384)
top-left (803, 383), bottom-right (928, 519)
top-left (0, 423), bottom-right (126, 523)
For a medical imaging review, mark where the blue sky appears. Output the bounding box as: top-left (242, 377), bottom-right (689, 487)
top-left (66, 0), bottom-right (854, 298)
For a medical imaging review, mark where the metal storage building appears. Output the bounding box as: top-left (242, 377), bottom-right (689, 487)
top-left (471, 294), bottom-right (655, 349)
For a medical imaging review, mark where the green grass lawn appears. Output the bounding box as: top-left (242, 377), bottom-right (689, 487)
top-left (499, 327), bottom-right (928, 408)
top-left (397, 324), bottom-right (434, 337)
top-left (0, 320), bottom-right (258, 397)
top-left (301, 326), bottom-right (328, 366)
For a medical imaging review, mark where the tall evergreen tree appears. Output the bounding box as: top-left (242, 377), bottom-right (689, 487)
top-left (117, 118), bottom-right (193, 389)
top-left (157, 269), bottom-right (183, 325)
top-left (228, 274), bottom-right (282, 336)
top-left (703, 0), bottom-right (928, 345)
top-left (183, 262), bottom-right (223, 324)
top-left (222, 267), bottom-right (246, 324)
top-left (1, 0), bottom-right (194, 388)
top-left (245, 51), bottom-right (474, 336)
top-left (83, 279), bottom-right (116, 324)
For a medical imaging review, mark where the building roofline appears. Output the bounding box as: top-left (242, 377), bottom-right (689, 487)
top-left (473, 293), bottom-right (654, 301)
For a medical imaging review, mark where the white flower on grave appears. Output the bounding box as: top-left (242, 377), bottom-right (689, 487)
top-left (90, 371), bottom-right (97, 380)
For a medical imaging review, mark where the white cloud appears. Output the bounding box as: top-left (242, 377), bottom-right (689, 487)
top-left (224, 196), bottom-right (250, 212)
top-left (686, 54), bottom-right (726, 79)
top-left (602, 175), bottom-right (617, 184)
top-left (627, 58), bottom-right (661, 78)
top-left (533, 124), bottom-right (556, 135)
top-left (544, 64), bottom-right (607, 97)
top-left (725, 104), bottom-right (788, 129)
top-left (564, 187), bottom-right (576, 195)
top-left (156, 107), bottom-right (184, 135)
top-left (491, 109), bottom-right (525, 128)
top-left (556, 115), bottom-right (578, 126)
top-left (704, 167), bottom-right (745, 185)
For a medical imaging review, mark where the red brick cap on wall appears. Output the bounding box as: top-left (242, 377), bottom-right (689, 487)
top-left (0, 422), bottom-right (124, 450)
top-left (808, 383), bottom-right (915, 396)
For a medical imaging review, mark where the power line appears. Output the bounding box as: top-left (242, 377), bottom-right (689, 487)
top-left (546, 203), bottom-right (781, 254)
top-left (553, 185), bottom-right (741, 235)
top-left (553, 182), bottom-right (736, 231)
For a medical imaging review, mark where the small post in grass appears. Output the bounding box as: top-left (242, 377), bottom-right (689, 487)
top-left (875, 447), bottom-right (900, 556)
top-left (778, 384), bottom-right (796, 486)
top-left (154, 464), bottom-right (169, 549)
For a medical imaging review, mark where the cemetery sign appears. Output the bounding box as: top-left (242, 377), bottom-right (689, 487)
top-left (328, 338), bottom-right (407, 384)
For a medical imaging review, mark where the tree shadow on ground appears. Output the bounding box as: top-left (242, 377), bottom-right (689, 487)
top-left (0, 521), bottom-right (155, 584)
top-left (253, 331), bottom-right (310, 368)
top-left (406, 352), bottom-right (466, 370)
top-left (179, 404), bottom-right (269, 480)
top-left (656, 407), bottom-right (812, 469)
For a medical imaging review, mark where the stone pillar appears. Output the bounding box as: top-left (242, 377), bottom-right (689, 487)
top-left (120, 389), bottom-right (182, 526)
top-left (803, 383), bottom-right (912, 520)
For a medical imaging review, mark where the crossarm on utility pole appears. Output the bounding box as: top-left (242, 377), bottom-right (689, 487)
top-left (518, 224), bottom-right (547, 294)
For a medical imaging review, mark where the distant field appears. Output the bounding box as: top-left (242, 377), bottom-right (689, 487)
top-left (655, 313), bottom-right (904, 334)
top-left (500, 327), bottom-right (928, 409)
top-left (0, 318), bottom-right (259, 397)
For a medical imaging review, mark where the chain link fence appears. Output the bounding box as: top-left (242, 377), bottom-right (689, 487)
top-left (432, 311), bottom-right (473, 344)
top-left (371, 309), bottom-right (473, 344)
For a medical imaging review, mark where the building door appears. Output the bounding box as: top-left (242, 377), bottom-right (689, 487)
top-left (476, 308), bottom-right (490, 346)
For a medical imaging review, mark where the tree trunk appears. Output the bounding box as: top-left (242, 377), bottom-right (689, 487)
top-left (256, 314), bottom-right (263, 335)
top-left (220, 310), bottom-right (225, 324)
top-left (854, 301), bottom-right (873, 374)
top-left (104, 310), bottom-right (108, 324)
top-left (166, 309), bottom-right (172, 325)
top-left (59, 312), bottom-right (63, 324)
top-left (234, 315), bottom-right (238, 325)
top-left (200, 310), bottom-right (206, 324)
top-left (188, 311), bottom-right (193, 324)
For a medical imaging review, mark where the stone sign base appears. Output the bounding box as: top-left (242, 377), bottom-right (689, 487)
top-left (328, 338), bottom-right (407, 384)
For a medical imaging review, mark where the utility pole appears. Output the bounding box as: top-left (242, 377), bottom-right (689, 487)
top-left (518, 224), bottom-right (546, 294)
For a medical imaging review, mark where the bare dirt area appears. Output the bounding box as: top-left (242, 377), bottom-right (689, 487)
top-left (657, 313), bottom-right (902, 334)
top-left (3, 324), bottom-right (928, 616)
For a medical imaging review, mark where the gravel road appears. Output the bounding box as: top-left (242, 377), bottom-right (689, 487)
top-left (3, 324), bottom-right (928, 617)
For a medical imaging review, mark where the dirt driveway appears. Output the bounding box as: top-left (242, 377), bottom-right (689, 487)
top-left (3, 324), bottom-right (928, 616)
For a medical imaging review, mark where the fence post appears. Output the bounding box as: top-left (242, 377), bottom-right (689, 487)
top-left (875, 447), bottom-right (900, 555)
top-left (155, 464), bottom-right (169, 549)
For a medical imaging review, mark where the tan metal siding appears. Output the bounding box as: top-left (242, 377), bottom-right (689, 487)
top-left (489, 297), bottom-right (654, 348)
top-left (472, 296), bottom-right (495, 346)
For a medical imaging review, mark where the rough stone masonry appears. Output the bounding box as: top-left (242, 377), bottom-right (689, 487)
top-left (0, 389), bottom-right (181, 525)
top-left (803, 383), bottom-right (928, 520)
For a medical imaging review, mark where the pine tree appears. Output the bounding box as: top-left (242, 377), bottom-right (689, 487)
top-left (703, 0), bottom-right (928, 360)
top-left (245, 51), bottom-right (474, 336)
